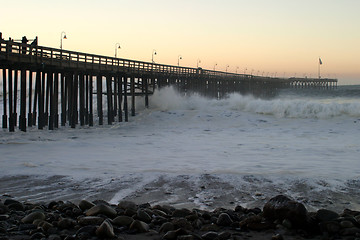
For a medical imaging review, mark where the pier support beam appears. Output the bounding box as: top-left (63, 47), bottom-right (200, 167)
top-left (2, 68), bottom-right (7, 129)
top-left (97, 75), bottom-right (103, 125)
top-left (131, 76), bottom-right (135, 116)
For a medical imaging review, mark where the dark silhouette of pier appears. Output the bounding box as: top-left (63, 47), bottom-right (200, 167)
top-left (0, 33), bottom-right (337, 132)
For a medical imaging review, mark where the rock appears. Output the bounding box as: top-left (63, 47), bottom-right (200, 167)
top-left (201, 223), bottom-right (220, 232)
top-left (177, 235), bottom-right (195, 240)
top-left (0, 214), bottom-right (9, 221)
top-left (340, 220), bottom-right (354, 228)
top-left (202, 231), bottom-right (219, 240)
top-left (341, 227), bottom-right (360, 236)
top-left (58, 218), bottom-right (76, 229)
top-left (282, 219), bottom-right (292, 229)
top-left (263, 195), bottom-right (307, 228)
top-left (216, 213), bottom-right (233, 226)
top-left (129, 220), bottom-right (149, 233)
top-left (162, 230), bottom-right (177, 240)
top-left (78, 216), bottom-right (105, 226)
top-left (96, 219), bottom-right (115, 238)
top-left (172, 217), bottom-right (193, 231)
top-left (21, 211), bottom-right (46, 224)
top-left (320, 221), bottom-right (341, 234)
top-left (272, 233), bottom-right (284, 240)
top-left (159, 222), bottom-right (174, 233)
top-left (85, 204), bottom-right (117, 218)
top-left (137, 209), bottom-right (152, 223)
top-left (218, 231), bottom-right (231, 240)
top-left (78, 200), bottom-right (95, 211)
top-left (48, 234), bottom-right (62, 240)
top-left (172, 208), bottom-right (192, 218)
top-left (112, 215), bottom-right (134, 226)
top-left (76, 225), bottom-right (97, 239)
top-left (316, 209), bottom-right (340, 222)
top-left (4, 199), bottom-right (25, 211)
top-left (30, 232), bottom-right (46, 239)
top-left (118, 201), bottom-right (137, 211)
top-left (0, 203), bottom-right (9, 214)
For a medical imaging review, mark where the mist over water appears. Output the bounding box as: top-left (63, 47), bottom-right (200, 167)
top-left (1, 85), bottom-right (360, 211)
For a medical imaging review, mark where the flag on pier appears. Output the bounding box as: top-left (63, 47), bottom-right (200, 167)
top-left (319, 58), bottom-right (323, 65)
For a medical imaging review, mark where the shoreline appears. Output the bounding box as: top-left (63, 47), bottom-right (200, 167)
top-left (1, 195), bottom-right (360, 240)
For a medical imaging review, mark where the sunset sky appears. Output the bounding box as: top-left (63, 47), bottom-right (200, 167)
top-left (1, 0), bottom-right (359, 84)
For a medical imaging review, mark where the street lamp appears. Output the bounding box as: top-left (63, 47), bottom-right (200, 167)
top-left (115, 43), bottom-right (121, 58)
top-left (197, 59), bottom-right (201, 68)
top-left (178, 55), bottom-right (182, 67)
top-left (60, 31), bottom-right (67, 50)
top-left (152, 49), bottom-right (157, 63)
top-left (214, 63), bottom-right (217, 71)
top-left (244, 68), bottom-right (247, 75)
top-left (226, 65), bottom-right (229, 73)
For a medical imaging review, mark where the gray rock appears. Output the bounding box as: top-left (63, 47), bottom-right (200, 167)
top-left (137, 209), bottom-right (152, 223)
top-left (202, 231), bottom-right (219, 240)
top-left (48, 234), bottom-right (62, 240)
top-left (0, 203), bottom-right (9, 214)
top-left (321, 221), bottom-right (341, 234)
top-left (341, 227), bottom-right (360, 236)
top-left (263, 195), bottom-right (307, 227)
top-left (112, 215), bottom-right (134, 226)
top-left (58, 218), bottom-right (76, 229)
top-left (78, 200), bottom-right (95, 211)
top-left (78, 216), bottom-right (105, 226)
top-left (85, 204), bottom-right (117, 218)
top-left (216, 213), bottom-right (233, 226)
top-left (316, 209), bottom-right (340, 222)
top-left (162, 230), bottom-right (177, 240)
top-left (340, 220), bottom-right (354, 228)
top-left (0, 214), bottom-right (9, 221)
top-left (96, 219), bottom-right (115, 238)
top-left (159, 222), bottom-right (174, 233)
top-left (172, 208), bottom-right (192, 218)
top-left (177, 235), bottom-right (195, 240)
top-left (218, 231), bottom-right (232, 240)
top-left (118, 201), bottom-right (137, 211)
top-left (21, 211), bottom-right (45, 224)
top-left (129, 220), bottom-right (149, 233)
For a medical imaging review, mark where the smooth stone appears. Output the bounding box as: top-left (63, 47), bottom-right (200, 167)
top-left (162, 230), bottom-right (177, 240)
top-left (85, 204), bottom-right (117, 218)
top-left (0, 203), bottom-right (8, 214)
top-left (48, 234), bottom-right (62, 240)
top-left (78, 200), bottom-right (95, 211)
top-left (0, 214), bottom-right (9, 221)
top-left (316, 209), bottom-right (340, 222)
top-left (321, 221), bottom-right (341, 234)
top-left (112, 215), bottom-right (134, 226)
top-left (118, 201), bottom-right (137, 211)
top-left (216, 213), bottom-right (233, 226)
top-left (172, 208), bottom-right (192, 218)
top-left (218, 231), bottom-right (232, 240)
top-left (159, 222), bottom-right (174, 233)
top-left (96, 219), bottom-right (115, 238)
top-left (21, 211), bottom-right (45, 224)
top-left (78, 216), bottom-right (104, 226)
top-left (201, 223), bottom-right (220, 232)
top-left (30, 232), bottom-right (45, 239)
top-left (272, 233), bottom-right (284, 240)
top-left (341, 227), bottom-right (360, 236)
top-left (263, 195), bottom-right (307, 227)
top-left (129, 220), bottom-right (149, 233)
top-left (172, 218), bottom-right (193, 231)
top-left (282, 219), bottom-right (292, 229)
top-left (137, 209), bottom-right (152, 223)
top-left (202, 231), bottom-right (219, 240)
top-left (341, 220), bottom-right (354, 228)
top-left (177, 235), bottom-right (195, 240)
top-left (8, 202), bottom-right (25, 211)
top-left (58, 218), bottom-right (76, 229)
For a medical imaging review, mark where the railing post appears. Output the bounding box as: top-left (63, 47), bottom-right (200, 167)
top-left (2, 68), bottom-right (7, 129)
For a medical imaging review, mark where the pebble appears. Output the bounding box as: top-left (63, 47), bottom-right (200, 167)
top-left (96, 219), bottom-right (115, 238)
top-left (78, 200), bottom-right (95, 211)
top-left (21, 211), bottom-right (45, 224)
top-left (112, 215), bottom-right (134, 226)
top-left (129, 220), bottom-right (149, 233)
top-left (85, 204), bottom-right (117, 218)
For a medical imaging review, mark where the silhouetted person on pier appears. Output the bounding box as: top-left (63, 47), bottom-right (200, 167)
top-left (31, 37), bottom-right (38, 47)
top-left (22, 36), bottom-right (28, 54)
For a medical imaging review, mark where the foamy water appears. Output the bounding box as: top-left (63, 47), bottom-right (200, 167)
top-left (0, 86), bottom-right (360, 211)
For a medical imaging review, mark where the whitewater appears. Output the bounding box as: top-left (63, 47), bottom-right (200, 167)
top-left (1, 85), bottom-right (360, 211)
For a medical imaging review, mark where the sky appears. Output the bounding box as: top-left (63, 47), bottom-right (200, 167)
top-left (1, 0), bottom-right (360, 84)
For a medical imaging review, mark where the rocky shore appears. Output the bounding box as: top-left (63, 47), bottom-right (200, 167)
top-left (1, 194), bottom-right (360, 240)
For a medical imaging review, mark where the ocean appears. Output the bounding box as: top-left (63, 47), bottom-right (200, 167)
top-left (0, 85), bottom-right (360, 212)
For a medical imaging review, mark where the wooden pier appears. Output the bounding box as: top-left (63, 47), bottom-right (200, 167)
top-left (0, 33), bottom-right (337, 132)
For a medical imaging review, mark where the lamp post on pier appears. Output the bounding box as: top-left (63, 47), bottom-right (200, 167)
top-left (236, 66), bottom-right (239, 74)
top-left (178, 55), bottom-right (182, 66)
top-left (152, 49), bottom-right (157, 63)
top-left (226, 65), bottom-right (229, 73)
top-left (60, 31), bottom-right (67, 50)
top-left (213, 63), bottom-right (217, 71)
top-left (115, 43), bottom-right (121, 58)
top-left (197, 59), bottom-right (201, 68)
